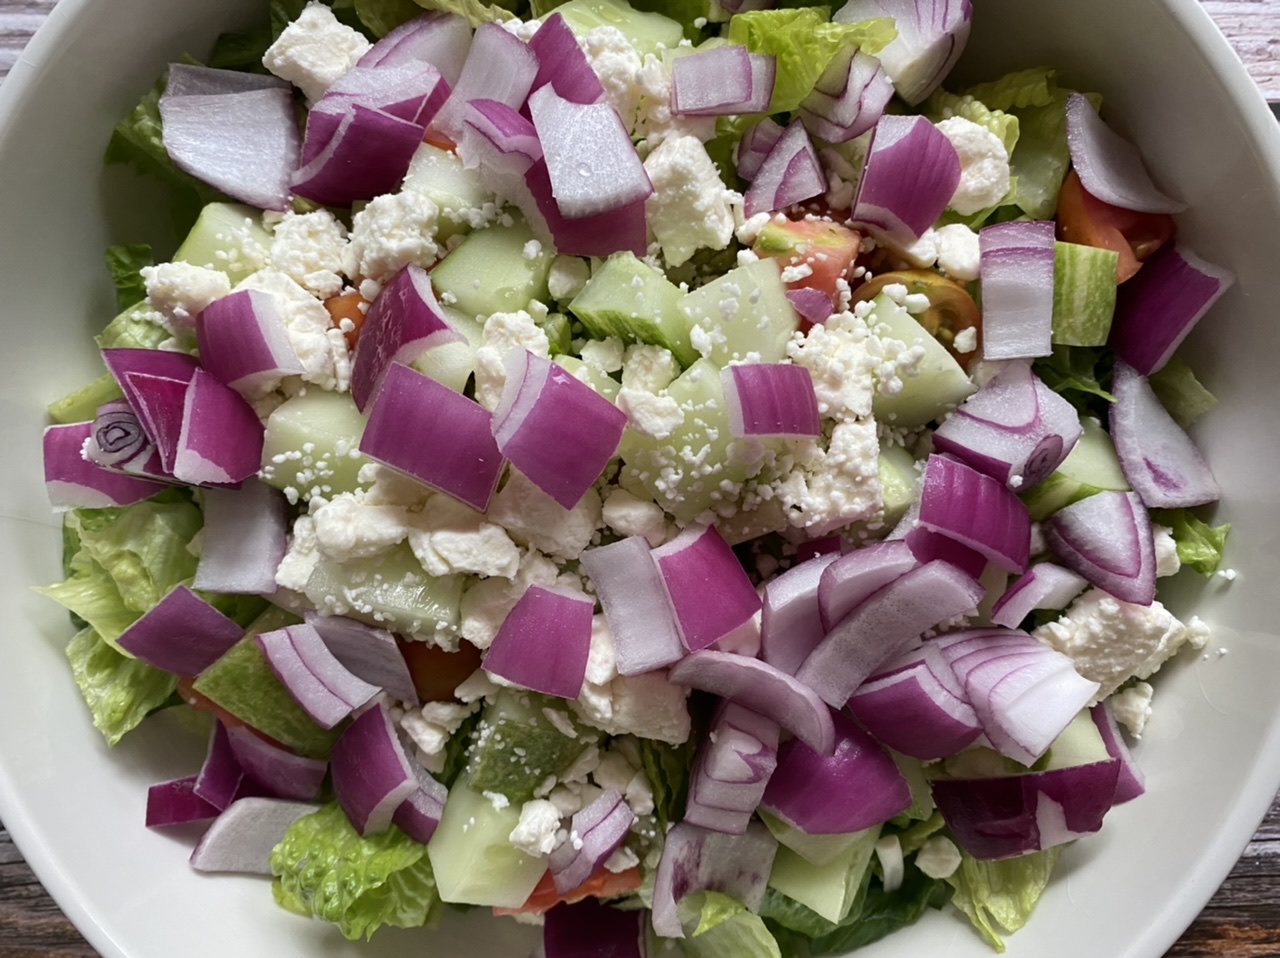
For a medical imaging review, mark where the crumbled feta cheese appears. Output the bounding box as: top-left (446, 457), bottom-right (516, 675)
top-left (933, 223), bottom-right (981, 281)
top-left (592, 748), bottom-right (637, 794)
top-left (786, 309), bottom-right (880, 422)
top-left (459, 550), bottom-right (559, 649)
top-left (935, 116), bottom-right (1011, 216)
top-left (735, 212), bottom-right (772, 247)
top-left (509, 800), bottom-right (564, 857)
top-left (268, 209), bottom-right (350, 299)
top-left (141, 262), bottom-right (231, 333)
top-left (487, 470), bottom-right (602, 561)
top-left (1153, 524), bottom-right (1182, 577)
top-left (309, 492), bottom-right (411, 561)
top-left (915, 836), bottom-right (963, 879)
top-left (344, 191), bottom-right (441, 284)
top-left (262, 1), bottom-right (371, 104)
top-left (549, 783), bottom-right (585, 818)
top-left (407, 494), bottom-right (521, 579)
top-left (616, 386), bottom-right (685, 440)
top-left (584, 616), bottom-right (619, 687)
top-left (559, 743), bottom-right (602, 785)
top-left (473, 310), bottom-right (550, 410)
top-left (604, 845), bottom-right (640, 873)
top-left (578, 27), bottom-right (644, 132)
top-left (547, 255), bottom-right (590, 302)
top-left (274, 514), bottom-right (320, 592)
top-left (573, 670), bottom-right (692, 745)
top-left (620, 344), bottom-right (679, 393)
top-left (643, 134), bottom-right (737, 267)
top-left (624, 769), bottom-right (655, 817)
top-left (360, 462), bottom-right (431, 508)
top-left (777, 419), bottom-right (882, 535)
top-left (601, 488), bottom-right (668, 546)
top-left (455, 668), bottom-right (501, 704)
top-left (952, 325), bottom-right (978, 355)
top-left (1110, 680), bottom-right (1154, 738)
top-left (1034, 588), bottom-right (1211, 700)
top-left (401, 699), bottom-right (479, 771)
top-left (236, 268), bottom-right (350, 391)
top-left (896, 229), bottom-right (939, 269)
top-left (581, 337), bottom-right (625, 374)
top-left (497, 16), bottom-right (542, 41)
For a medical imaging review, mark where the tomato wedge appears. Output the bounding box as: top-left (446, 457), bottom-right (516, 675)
top-left (491, 866), bottom-right (643, 917)
top-left (851, 269), bottom-right (982, 369)
top-left (1056, 169), bottom-right (1176, 283)
top-left (324, 290), bottom-right (369, 350)
top-left (752, 218), bottom-right (863, 306)
top-left (398, 638), bottom-right (484, 703)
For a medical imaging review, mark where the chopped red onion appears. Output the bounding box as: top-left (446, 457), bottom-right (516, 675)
top-left (359, 11), bottom-right (473, 84)
top-left (287, 623), bottom-right (381, 710)
top-left (684, 703), bottom-right (780, 834)
top-left (102, 347), bottom-right (200, 392)
top-left (196, 289), bottom-right (304, 397)
top-left (795, 559), bottom-right (985, 708)
top-left (195, 722), bottom-right (244, 812)
top-left (668, 650), bottom-right (835, 755)
top-left (721, 363), bottom-right (821, 438)
top-left (817, 539), bottom-right (918, 633)
top-left (917, 454), bottom-right (1031, 574)
top-left (483, 584), bottom-right (594, 699)
top-left (549, 787), bottom-right (636, 894)
top-left (525, 158), bottom-right (649, 257)
top-left (651, 821), bottom-right (778, 938)
top-left (544, 898), bottom-right (647, 958)
top-left (735, 118), bottom-right (784, 182)
top-left (796, 536), bottom-right (844, 563)
top-left (580, 537), bottom-right (685, 676)
top-left (256, 626), bottom-right (353, 729)
top-left (1043, 490), bottom-right (1156, 605)
top-left (159, 83), bottom-right (300, 212)
top-left (904, 524), bottom-right (988, 580)
top-left (651, 524), bottom-right (762, 653)
top-left (852, 113), bottom-right (961, 243)
top-left (146, 775), bottom-right (220, 828)
top-left (305, 613), bottom-right (419, 705)
top-left (115, 584), bottom-right (244, 676)
top-left (173, 369), bottom-right (265, 486)
top-left (1064, 92), bottom-right (1186, 215)
top-left (331, 701), bottom-right (418, 836)
top-left (225, 724), bottom-right (328, 801)
top-left (932, 361), bottom-right (1082, 491)
top-left (84, 399), bottom-right (152, 469)
top-left (785, 287), bottom-right (834, 325)
top-left (798, 47), bottom-right (893, 144)
top-left (459, 101), bottom-right (544, 221)
top-left (1090, 701), bottom-right (1145, 804)
top-left (528, 13), bottom-right (605, 105)
top-left (433, 22), bottom-right (540, 139)
top-left (124, 372), bottom-right (190, 475)
top-left (193, 480), bottom-right (288, 595)
top-left (742, 119), bottom-right (825, 219)
top-left (166, 63), bottom-right (292, 98)
top-left (835, 0), bottom-right (972, 105)
top-left (43, 422), bottom-right (164, 511)
top-left (189, 797), bottom-right (319, 874)
top-left (392, 765), bottom-right (448, 843)
top-left (491, 350), bottom-right (627, 509)
top-left (989, 562), bottom-right (1089, 630)
top-left (291, 104), bottom-right (426, 208)
top-left (760, 709), bottom-right (911, 834)
top-left (671, 46), bottom-right (775, 116)
top-left (979, 222), bottom-right (1056, 360)
top-left (528, 84), bottom-right (653, 219)
top-left (760, 552), bottom-right (840, 676)
top-left (360, 362), bottom-right (505, 511)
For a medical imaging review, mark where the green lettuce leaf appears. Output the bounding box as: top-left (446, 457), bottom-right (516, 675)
top-left (638, 736), bottom-right (692, 831)
top-left (1148, 355), bottom-right (1218, 427)
top-left (66, 627), bottom-right (179, 746)
top-left (411, 0), bottom-right (513, 27)
top-left (356, 0), bottom-right (427, 35)
top-left (964, 67), bottom-right (1058, 111)
top-left (1152, 509), bottom-right (1231, 575)
top-left (945, 848), bottom-right (1060, 953)
top-left (105, 244), bottom-right (154, 311)
top-left (1032, 345), bottom-right (1115, 419)
top-left (1006, 89), bottom-right (1073, 220)
top-left (36, 552), bottom-right (139, 646)
top-left (679, 892), bottom-right (783, 958)
top-left (271, 802), bottom-right (442, 941)
top-left (925, 92), bottom-right (1019, 156)
top-left (727, 9), bottom-right (896, 114)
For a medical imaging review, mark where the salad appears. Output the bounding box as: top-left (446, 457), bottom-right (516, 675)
top-left (37, 0), bottom-right (1237, 954)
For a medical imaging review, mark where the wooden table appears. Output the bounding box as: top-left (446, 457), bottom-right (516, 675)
top-left (3, 1), bottom-right (1280, 955)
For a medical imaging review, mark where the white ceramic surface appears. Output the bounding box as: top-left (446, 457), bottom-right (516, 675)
top-left (2, 1), bottom-right (1279, 956)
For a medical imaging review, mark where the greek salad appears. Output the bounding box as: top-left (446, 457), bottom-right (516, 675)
top-left (39, 0), bottom-right (1236, 954)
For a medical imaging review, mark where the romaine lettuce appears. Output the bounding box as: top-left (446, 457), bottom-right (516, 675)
top-left (65, 627), bottom-right (179, 746)
top-left (945, 848), bottom-right (1060, 953)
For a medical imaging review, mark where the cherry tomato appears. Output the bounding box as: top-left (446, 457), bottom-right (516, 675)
top-left (753, 218), bottom-right (863, 307)
top-left (1056, 169), bottom-right (1176, 283)
top-left (851, 269), bottom-right (982, 369)
top-left (398, 638), bottom-right (484, 703)
top-left (491, 867), bottom-right (643, 917)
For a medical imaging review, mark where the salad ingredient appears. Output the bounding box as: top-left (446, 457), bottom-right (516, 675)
top-left (761, 552), bottom-right (841, 675)
top-left (526, 14), bottom-right (606, 106)
top-left (115, 585), bottom-right (243, 676)
top-left (193, 481), bottom-right (288, 595)
top-left (190, 797), bottom-right (319, 874)
top-left (989, 563), bottom-right (1089, 630)
top-left (581, 536), bottom-right (686, 675)
top-left (359, 10), bottom-right (473, 80)
top-left (671, 46), bottom-right (775, 118)
top-left (146, 776), bottom-right (220, 828)
top-left (798, 47), bottom-right (894, 144)
top-left (42, 422), bottom-right (163, 510)
top-left (1054, 170), bottom-right (1175, 283)
top-left (976, 221), bottom-right (1055, 360)
top-left (852, 114), bottom-right (961, 244)
top-left (307, 614), bottom-right (420, 704)
top-left (835, 0), bottom-right (972, 105)
top-left (917, 453), bottom-right (1032, 572)
top-left (1090, 701), bottom-right (1146, 803)
top-left (288, 622), bottom-right (382, 709)
top-left (195, 723), bottom-right (246, 811)
top-left (391, 764), bottom-right (449, 843)
top-left (543, 897), bottom-right (646, 958)
top-left (742, 119), bottom-right (825, 219)
top-left (1043, 490), bottom-right (1156, 604)
top-left (1050, 240), bottom-right (1118, 344)
top-left (437, 23), bottom-right (539, 141)
top-left (653, 523), bottom-right (761, 651)
top-left (226, 723), bottom-right (329, 801)
top-left (196, 291), bottom-right (307, 398)
top-left (482, 583), bottom-right (593, 697)
top-left (83, 398), bottom-right (150, 470)
top-left (721, 363), bottom-right (822, 439)
top-left (332, 701), bottom-right (419, 835)
top-left (685, 703), bottom-right (780, 834)
top-left (257, 625), bottom-right (356, 729)
top-left (547, 787), bottom-right (635, 893)
top-left (652, 820), bottom-right (779, 938)
top-left (293, 104), bottom-right (429, 208)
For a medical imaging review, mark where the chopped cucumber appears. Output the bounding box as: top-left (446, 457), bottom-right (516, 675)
top-left (553, 0), bottom-right (684, 57)
top-left (933, 711), bottom-right (1108, 779)
top-left (1021, 415), bottom-right (1128, 521)
top-left (466, 689), bottom-right (596, 803)
top-left (767, 828), bottom-right (880, 924)
top-left (260, 389), bottom-right (371, 502)
top-left (869, 293), bottom-right (975, 428)
top-left (760, 810), bottom-right (880, 869)
top-left (410, 339), bottom-right (476, 394)
top-left (569, 252), bottom-right (695, 366)
top-left (554, 354), bottom-right (621, 400)
top-left (48, 372), bottom-right (123, 424)
top-left (1052, 241), bottom-right (1118, 347)
top-left (173, 202), bottom-right (271, 284)
top-left (678, 258), bottom-right (798, 366)
top-left (431, 218), bottom-right (552, 320)
top-left (403, 143), bottom-right (494, 241)
top-left (96, 301), bottom-right (168, 349)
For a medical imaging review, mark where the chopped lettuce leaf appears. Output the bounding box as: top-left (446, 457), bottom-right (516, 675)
top-left (47, 372), bottom-right (124, 425)
top-left (36, 552), bottom-right (139, 646)
top-left (1152, 509), bottom-right (1231, 575)
top-left (624, 0), bottom-right (710, 40)
top-left (197, 587), bottom-right (270, 629)
top-left (1006, 90), bottom-right (1073, 220)
top-left (105, 244), bottom-right (154, 311)
top-left (1149, 355), bottom-right (1218, 427)
top-left (893, 810), bottom-right (946, 855)
top-left (356, 0), bottom-right (427, 35)
top-left (1032, 346), bottom-right (1115, 419)
top-left (411, 0), bottom-right (513, 27)
top-left (727, 9), bottom-right (896, 114)
top-left (271, 802), bottom-right (443, 941)
top-left (679, 891), bottom-right (783, 958)
top-left (964, 67), bottom-right (1058, 111)
top-left (638, 735), bottom-right (692, 831)
top-left (66, 627), bottom-right (178, 746)
top-left (945, 848), bottom-right (1060, 953)
top-left (207, 22), bottom-right (276, 72)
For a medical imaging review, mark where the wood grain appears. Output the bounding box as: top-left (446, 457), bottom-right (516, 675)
top-left (1, 1), bottom-right (1279, 956)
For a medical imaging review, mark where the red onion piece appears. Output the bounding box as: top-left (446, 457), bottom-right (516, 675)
top-left (392, 764), bottom-right (448, 843)
top-left (528, 13), bottom-right (605, 105)
top-left (189, 797), bottom-right (318, 874)
top-left (785, 287), bottom-right (834, 325)
top-left (760, 552), bottom-right (840, 676)
top-left (464, 98), bottom-right (543, 167)
top-left (933, 361), bottom-right (1082, 491)
top-left (166, 63), bottom-right (291, 97)
top-left (796, 559), bottom-right (985, 708)
top-left (852, 113), bottom-right (961, 243)
top-left (433, 21), bottom-right (539, 140)
top-left (288, 623), bottom-right (382, 710)
top-left (667, 650), bottom-right (835, 755)
top-left (904, 524), bottom-right (988, 580)
top-left (795, 535), bottom-right (843, 563)
top-left (989, 562), bottom-right (1089, 630)
top-left (195, 722), bottom-right (245, 811)
top-left (146, 775), bottom-right (220, 828)
top-left (359, 11), bottom-right (473, 84)
top-left (834, 0), bottom-right (972, 105)
top-left (256, 626), bottom-right (353, 729)
top-left (225, 724), bottom-right (328, 801)
top-left (305, 62), bottom-right (451, 164)
top-left (114, 584), bottom-right (244, 676)
top-left (743, 119), bottom-right (825, 219)
top-left (1110, 361), bottom-right (1220, 508)
top-left (84, 399), bottom-right (152, 469)
top-left (580, 537), bottom-right (685, 676)
top-left (173, 369), bottom-right (265, 486)
top-left (671, 46), bottom-right (775, 116)
top-left (159, 83), bottom-right (300, 212)
top-left (761, 709), bottom-right (911, 834)
top-left (544, 898), bottom-right (646, 958)
top-left (549, 787), bottom-right (636, 894)
top-left (799, 47), bottom-right (893, 144)
top-left (1064, 92), bottom-right (1186, 215)
top-left (651, 821), bottom-right (778, 938)
top-left (360, 362), bottom-right (505, 511)
top-left (305, 613), bottom-right (419, 705)
top-left (918, 454), bottom-right (1031, 574)
top-left (525, 158), bottom-right (649, 257)
top-left (528, 84), bottom-right (653, 220)
top-left (291, 104), bottom-right (426, 208)
top-left (193, 480), bottom-right (288, 595)
top-left (196, 289), bottom-right (304, 397)
top-left (684, 703), bottom-right (780, 834)
top-left (817, 539), bottom-right (918, 633)
top-left (125, 373), bottom-right (191, 475)
top-left (492, 349), bottom-right (627, 509)
top-left (1090, 701), bottom-right (1145, 804)
top-left (351, 264), bottom-right (465, 410)
top-left (721, 363), bottom-right (821, 438)
top-left (460, 101), bottom-right (544, 224)
top-left (978, 221), bottom-right (1056, 360)
top-left (736, 118), bottom-right (784, 182)
top-left (331, 701), bottom-right (418, 836)
top-left (103, 347), bottom-right (200, 392)
top-left (1043, 490), bottom-right (1156, 605)
top-left (43, 422), bottom-right (164, 511)
top-left (651, 524), bottom-right (762, 653)
top-left (484, 584), bottom-right (594, 699)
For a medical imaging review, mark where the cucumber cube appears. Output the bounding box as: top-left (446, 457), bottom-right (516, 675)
top-left (431, 218), bottom-right (552, 320)
top-left (569, 252), bottom-right (695, 366)
top-left (260, 390), bottom-right (371, 502)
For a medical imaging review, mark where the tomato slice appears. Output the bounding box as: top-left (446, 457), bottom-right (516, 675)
top-left (324, 290), bottom-right (369, 350)
top-left (398, 638), bottom-right (484, 703)
top-left (491, 866), bottom-right (643, 917)
top-left (1055, 169), bottom-right (1176, 283)
top-left (752, 218), bottom-right (863, 306)
top-left (851, 269), bottom-right (982, 369)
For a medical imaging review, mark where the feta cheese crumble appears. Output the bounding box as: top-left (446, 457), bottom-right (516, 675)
top-left (262, 1), bottom-right (370, 104)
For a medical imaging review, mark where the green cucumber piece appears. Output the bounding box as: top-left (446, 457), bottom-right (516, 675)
top-left (541, 312), bottom-right (573, 357)
top-left (760, 810), bottom-right (880, 869)
top-left (403, 143), bottom-right (494, 240)
top-left (678, 258), bottom-right (797, 366)
top-left (569, 252), bottom-right (695, 366)
top-left (1052, 241), bottom-right (1118, 347)
top-left (96, 302), bottom-right (169, 350)
top-left (48, 372), bottom-right (124, 424)
top-left (553, 0), bottom-right (684, 57)
top-left (767, 829), bottom-right (880, 924)
top-left (431, 219), bottom-right (552, 320)
top-left (1020, 415), bottom-right (1128, 521)
top-left (932, 711), bottom-right (1107, 779)
top-left (465, 689), bottom-right (595, 803)
top-left (260, 389), bottom-right (371, 502)
top-left (869, 293), bottom-right (975, 428)
top-left (554, 355), bottom-right (621, 400)
top-left (173, 202), bottom-right (271, 284)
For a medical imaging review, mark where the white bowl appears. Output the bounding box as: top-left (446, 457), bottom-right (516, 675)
top-left (2, 1), bottom-right (1279, 956)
